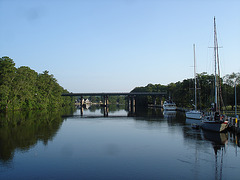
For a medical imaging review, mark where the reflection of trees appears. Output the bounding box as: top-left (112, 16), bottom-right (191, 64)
top-left (85, 105), bottom-right (127, 114)
top-left (166, 111), bottom-right (186, 126)
top-left (135, 107), bottom-right (163, 118)
top-left (0, 107), bottom-right (74, 163)
top-left (99, 104), bottom-right (126, 113)
top-left (88, 105), bottom-right (99, 112)
top-left (108, 104), bottom-right (126, 113)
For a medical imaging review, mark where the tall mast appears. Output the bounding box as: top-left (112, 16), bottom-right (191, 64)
top-left (193, 44), bottom-right (197, 111)
top-left (214, 16), bottom-right (218, 111)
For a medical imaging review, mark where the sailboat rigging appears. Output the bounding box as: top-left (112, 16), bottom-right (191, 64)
top-left (201, 17), bottom-right (229, 132)
top-left (185, 44), bottom-right (202, 120)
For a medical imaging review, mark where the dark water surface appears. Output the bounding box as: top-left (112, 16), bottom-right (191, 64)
top-left (1, 106), bottom-right (240, 180)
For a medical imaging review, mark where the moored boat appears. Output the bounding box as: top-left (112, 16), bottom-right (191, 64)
top-left (186, 110), bottom-right (202, 120)
top-left (163, 100), bottom-right (176, 111)
top-left (201, 119), bottom-right (228, 132)
top-left (201, 17), bottom-right (229, 132)
top-left (185, 44), bottom-right (203, 120)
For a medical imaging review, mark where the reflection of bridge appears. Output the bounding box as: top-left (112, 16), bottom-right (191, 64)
top-left (62, 92), bottom-right (167, 116)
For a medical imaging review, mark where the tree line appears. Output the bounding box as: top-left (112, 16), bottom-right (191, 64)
top-left (1, 56), bottom-right (239, 111)
top-left (0, 56), bottom-right (73, 111)
top-left (131, 72), bottom-right (240, 110)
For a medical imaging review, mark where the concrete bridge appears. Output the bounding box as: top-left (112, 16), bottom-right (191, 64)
top-left (62, 92), bottom-right (167, 116)
top-left (62, 92), bottom-right (167, 106)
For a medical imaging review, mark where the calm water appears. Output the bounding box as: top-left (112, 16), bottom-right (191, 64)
top-left (0, 106), bottom-right (240, 180)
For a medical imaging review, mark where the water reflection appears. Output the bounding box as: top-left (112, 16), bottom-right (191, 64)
top-left (0, 107), bottom-right (74, 164)
top-left (73, 105), bottom-right (165, 118)
top-left (185, 118), bottom-right (202, 126)
top-left (1, 106), bottom-right (240, 179)
top-left (76, 104), bottom-right (128, 117)
top-left (203, 131), bottom-right (228, 180)
top-left (163, 110), bottom-right (176, 119)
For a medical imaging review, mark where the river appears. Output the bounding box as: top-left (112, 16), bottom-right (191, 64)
top-left (0, 105), bottom-right (240, 180)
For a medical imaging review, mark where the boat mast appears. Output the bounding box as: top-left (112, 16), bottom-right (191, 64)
top-left (193, 44), bottom-right (197, 111)
top-left (214, 16), bottom-right (218, 112)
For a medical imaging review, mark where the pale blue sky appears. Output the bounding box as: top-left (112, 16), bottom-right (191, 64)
top-left (1, 0), bottom-right (240, 92)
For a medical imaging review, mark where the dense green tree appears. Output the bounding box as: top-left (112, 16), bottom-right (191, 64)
top-left (0, 56), bottom-right (16, 85)
top-left (0, 57), bottom-right (74, 111)
top-left (11, 66), bottom-right (38, 110)
top-left (131, 71), bottom-right (240, 110)
top-left (36, 70), bottom-right (64, 109)
top-left (196, 73), bottom-right (214, 109)
top-left (0, 57), bottom-right (16, 110)
top-left (131, 83), bottom-right (166, 107)
top-left (223, 72), bottom-right (240, 110)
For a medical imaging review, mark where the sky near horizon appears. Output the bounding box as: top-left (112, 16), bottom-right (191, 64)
top-left (0, 0), bottom-right (240, 93)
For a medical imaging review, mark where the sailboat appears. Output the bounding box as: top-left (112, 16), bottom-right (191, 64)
top-left (201, 17), bottom-right (229, 132)
top-left (186, 44), bottom-right (202, 120)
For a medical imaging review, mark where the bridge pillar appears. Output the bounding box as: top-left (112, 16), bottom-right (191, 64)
top-left (153, 96), bottom-right (157, 106)
top-left (132, 96), bottom-right (136, 113)
top-left (128, 96), bottom-right (136, 113)
top-left (79, 96), bottom-right (84, 116)
top-left (128, 96), bottom-right (132, 112)
top-left (128, 96), bottom-right (136, 116)
top-left (80, 96), bottom-right (83, 107)
top-left (103, 95), bottom-right (108, 107)
top-left (160, 98), bottom-right (163, 107)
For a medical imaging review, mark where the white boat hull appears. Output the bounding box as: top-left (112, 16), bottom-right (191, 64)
top-left (163, 101), bottom-right (176, 111)
top-left (186, 110), bottom-right (202, 120)
top-left (163, 106), bottom-right (176, 111)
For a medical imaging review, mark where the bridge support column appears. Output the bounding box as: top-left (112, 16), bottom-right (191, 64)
top-left (128, 96), bottom-right (132, 112)
top-left (80, 96), bottom-right (84, 107)
top-left (80, 96), bottom-right (83, 116)
top-left (153, 96), bottom-right (157, 106)
top-left (160, 98), bottom-right (163, 107)
top-left (132, 96), bottom-right (136, 113)
top-left (128, 96), bottom-right (136, 115)
top-left (103, 95), bottom-right (108, 107)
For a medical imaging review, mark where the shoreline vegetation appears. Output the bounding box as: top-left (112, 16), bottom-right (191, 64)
top-left (0, 56), bottom-right (239, 112)
top-left (0, 56), bottom-right (73, 112)
top-left (131, 72), bottom-right (240, 112)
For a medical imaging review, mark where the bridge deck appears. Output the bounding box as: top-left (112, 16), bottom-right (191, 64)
top-left (62, 92), bottom-right (167, 96)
